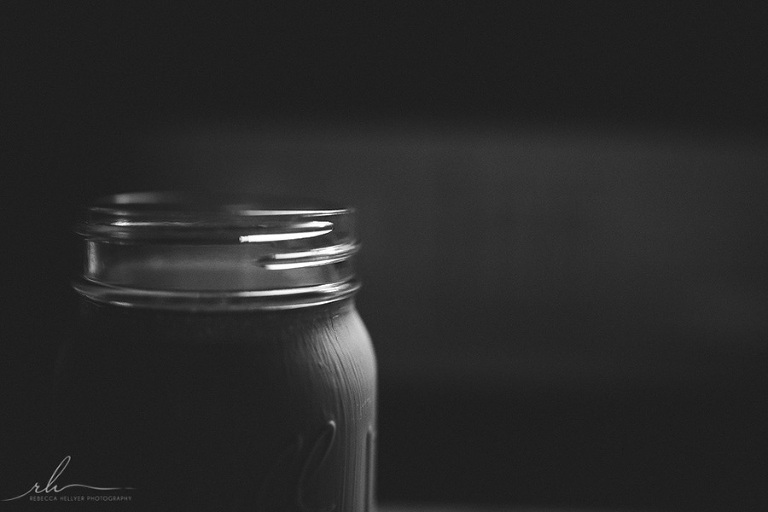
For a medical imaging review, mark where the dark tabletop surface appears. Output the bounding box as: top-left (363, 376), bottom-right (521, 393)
top-left (380, 506), bottom-right (636, 512)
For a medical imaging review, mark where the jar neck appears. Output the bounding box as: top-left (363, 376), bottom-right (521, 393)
top-left (73, 192), bottom-right (360, 311)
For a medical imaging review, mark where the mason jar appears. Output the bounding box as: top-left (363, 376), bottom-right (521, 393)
top-left (57, 192), bottom-right (376, 511)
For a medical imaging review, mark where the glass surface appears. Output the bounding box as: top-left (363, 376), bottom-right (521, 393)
top-left (63, 191), bottom-right (376, 511)
top-left (73, 191), bottom-right (360, 309)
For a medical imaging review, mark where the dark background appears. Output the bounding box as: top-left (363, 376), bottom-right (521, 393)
top-left (3, 2), bottom-right (768, 511)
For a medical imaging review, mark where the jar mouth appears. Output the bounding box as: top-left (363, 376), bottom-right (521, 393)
top-left (74, 191), bottom-right (361, 310)
top-left (78, 191), bottom-right (354, 242)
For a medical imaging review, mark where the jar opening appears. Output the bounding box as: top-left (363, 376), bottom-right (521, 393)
top-left (73, 191), bottom-right (360, 310)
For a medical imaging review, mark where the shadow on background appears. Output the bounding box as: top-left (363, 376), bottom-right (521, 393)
top-left (3, 2), bottom-right (768, 511)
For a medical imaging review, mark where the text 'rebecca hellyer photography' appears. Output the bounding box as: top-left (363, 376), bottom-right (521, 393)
top-left (2, 456), bottom-right (134, 504)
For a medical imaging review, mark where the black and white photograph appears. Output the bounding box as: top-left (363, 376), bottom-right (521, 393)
top-left (2, 2), bottom-right (767, 511)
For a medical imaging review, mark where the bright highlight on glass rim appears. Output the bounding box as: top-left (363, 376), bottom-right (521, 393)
top-left (238, 221), bottom-right (333, 243)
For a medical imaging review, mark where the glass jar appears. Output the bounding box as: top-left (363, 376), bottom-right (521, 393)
top-left (59, 192), bottom-right (376, 511)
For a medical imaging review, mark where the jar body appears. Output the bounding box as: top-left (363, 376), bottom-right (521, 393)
top-left (56, 297), bottom-right (376, 512)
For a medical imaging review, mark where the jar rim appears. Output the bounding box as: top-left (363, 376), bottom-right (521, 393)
top-left (93, 190), bottom-right (351, 215)
top-left (78, 191), bottom-right (354, 240)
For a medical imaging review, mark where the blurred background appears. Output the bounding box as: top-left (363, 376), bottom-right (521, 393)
top-left (3, 2), bottom-right (768, 511)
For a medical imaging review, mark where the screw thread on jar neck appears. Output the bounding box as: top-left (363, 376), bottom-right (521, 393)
top-left (73, 191), bottom-right (361, 311)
